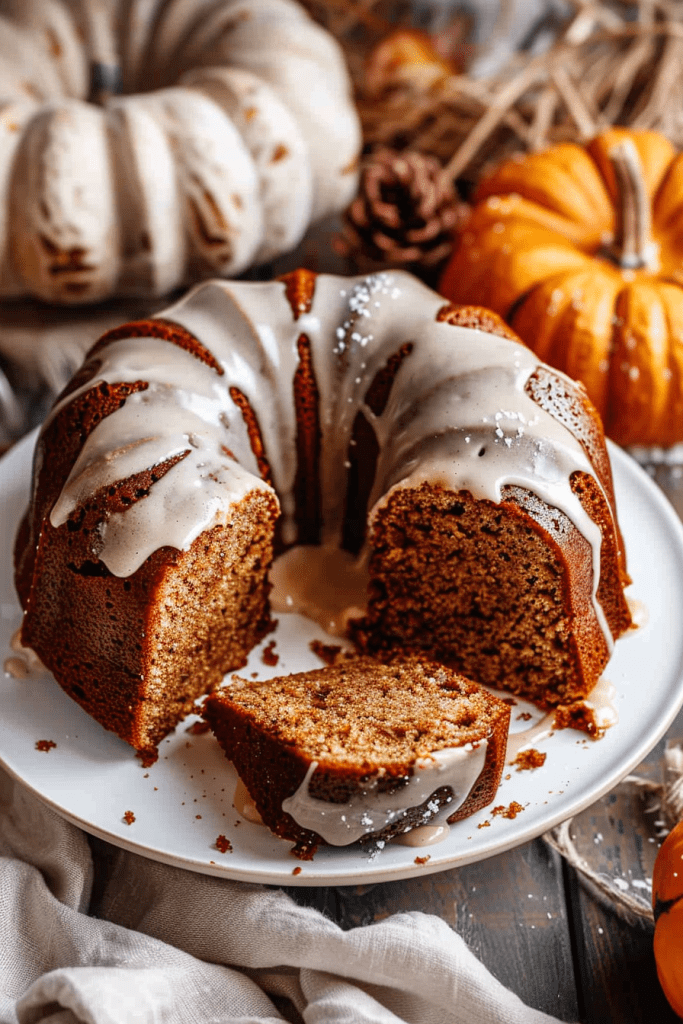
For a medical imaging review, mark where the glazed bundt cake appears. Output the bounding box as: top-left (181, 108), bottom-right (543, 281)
top-left (14, 270), bottom-right (632, 760)
top-left (202, 657), bottom-right (512, 857)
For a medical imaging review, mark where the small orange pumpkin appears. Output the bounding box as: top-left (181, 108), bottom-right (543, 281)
top-left (440, 128), bottom-right (683, 447)
top-left (653, 819), bottom-right (683, 1017)
top-left (364, 28), bottom-right (457, 96)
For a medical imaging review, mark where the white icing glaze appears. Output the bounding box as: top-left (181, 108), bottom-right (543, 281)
top-left (4, 628), bottom-right (46, 678)
top-left (627, 596), bottom-right (648, 631)
top-left (4, 657), bottom-right (29, 680)
top-left (582, 676), bottom-right (619, 735)
top-left (505, 711), bottom-right (556, 764)
top-left (281, 742), bottom-right (488, 846)
top-left (46, 270), bottom-right (616, 652)
top-left (233, 777), bottom-right (264, 825)
top-left (394, 823), bottom-right (451, 847)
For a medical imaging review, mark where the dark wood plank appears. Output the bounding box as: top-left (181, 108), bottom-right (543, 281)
top-left (567, 880), bottom-right (673, 1024)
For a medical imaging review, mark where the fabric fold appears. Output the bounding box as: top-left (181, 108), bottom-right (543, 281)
top-left (0, 768), bottom-right (567, 1024)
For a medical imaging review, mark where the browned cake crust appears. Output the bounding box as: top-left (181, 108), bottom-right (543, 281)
top-left (202, 657), bottom-right (511, 857)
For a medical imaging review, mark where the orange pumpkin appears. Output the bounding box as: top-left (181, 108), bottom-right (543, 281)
top-left (653, 819), bottom-right (683, 1017)
top-left (364, 28), bottom-right (456, 96)
top-left (440, 128), bottom-right (683, 447)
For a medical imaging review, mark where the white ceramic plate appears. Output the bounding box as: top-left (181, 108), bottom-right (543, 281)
top-left (2, 431), bottom-right (683, 886)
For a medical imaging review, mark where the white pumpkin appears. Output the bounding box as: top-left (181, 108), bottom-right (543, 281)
top-left (0, 0), bottom-right (361, 303)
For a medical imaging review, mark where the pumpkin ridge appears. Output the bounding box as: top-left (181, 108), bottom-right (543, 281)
top-left (474, 143), bottom-right (612, 227)
top-left (653, 892), bottom-right (683, 922)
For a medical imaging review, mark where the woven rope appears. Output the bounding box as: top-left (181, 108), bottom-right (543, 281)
top-left (542, 744), bottom-right (683, 925)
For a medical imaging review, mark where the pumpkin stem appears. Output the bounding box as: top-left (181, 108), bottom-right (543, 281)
top-left (607, 140), bottom-right (658, 272)
top-left (83, 0), bottom-right (122, 105)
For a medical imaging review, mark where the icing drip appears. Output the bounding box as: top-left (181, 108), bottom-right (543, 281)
top-left (281, 741), bottom-right (487, 846)
top-left (269, 544), bottom-right (368, 636)
top-left (4, 657), bottom-right (29, 680)
top-left (581, 676), bottom-right (618, 734)
top-left (627, 596), bottom-right (648, 631)
top-left (395, 823), bottom-right (451, 847)
top-left (233, 777), bottom-right (264, 825)
top-left (4, 629), bottom-right (45, 678)
top-left (505, 712), bottom-right (556, 764)
top-left (46, 271), bottom-right (614, 641)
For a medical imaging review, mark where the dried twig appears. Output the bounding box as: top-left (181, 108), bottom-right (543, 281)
top-left (307, 0), bottom-right (683, 184)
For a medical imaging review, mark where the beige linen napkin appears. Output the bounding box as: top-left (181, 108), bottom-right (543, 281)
top-left (0, 767), bottom-right (569, 1024)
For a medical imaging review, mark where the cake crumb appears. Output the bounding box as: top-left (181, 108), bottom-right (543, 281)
top-left (262, 640), bottom-right (279, 667)
top-left (477, 820), bottom-right (491, 828)
top-left (553, 701), bottom-right (604, 738)
top-left (186, 720), bottom-right (211, 735)
top-left (516, 711), bottom-right (532, 722)
top-left (291, 839), bottom-right (318, 860)
top-left (310, 639), bottom-right (343, 665)
top-left (414, 855), bottom-right (431, 865)
top-left (123, 810), bottom-right (135, 825)
top-left (502, 697), bottom-right (517, 706)
top-left (292, 866), bottom-right (302, 875)
top-left (35, 739), bottom-right (56, 752)
top-left (215, 835), bottom-right (233, 853)
top-left (492, 801), bottom-right (525, 819)
top-left (513, 748), bottom-right (547, 771)
top-left (137, 749), bottom-right (158, 768)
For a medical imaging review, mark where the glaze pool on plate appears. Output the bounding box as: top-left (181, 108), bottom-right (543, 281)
top-left (1, 431), bottom-right (683, 885)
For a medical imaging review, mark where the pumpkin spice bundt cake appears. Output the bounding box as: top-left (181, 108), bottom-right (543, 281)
top-left (202, 657), bottom-right (512, 858)
top-left (14, 270), bottom-right (632, 762)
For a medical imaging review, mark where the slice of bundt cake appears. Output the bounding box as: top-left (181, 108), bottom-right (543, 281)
top-left (202, 656), bottom-right (512, 858)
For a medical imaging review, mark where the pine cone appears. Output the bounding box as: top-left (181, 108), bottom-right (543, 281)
top-left (337, 149), bottom-right (467, 274)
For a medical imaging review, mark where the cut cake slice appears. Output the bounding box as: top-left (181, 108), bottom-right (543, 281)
top-left (202, 656), bottom-right (511, 858)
